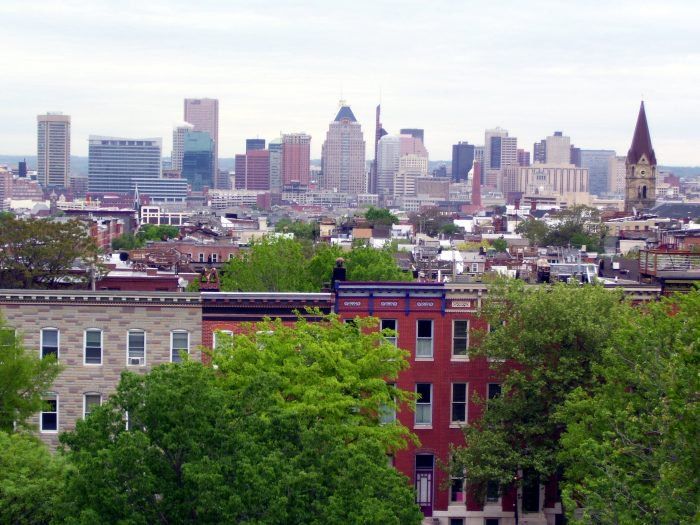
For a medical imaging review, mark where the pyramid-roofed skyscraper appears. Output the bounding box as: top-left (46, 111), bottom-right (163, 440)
top-left (321, 101), bottom-right (366, 194)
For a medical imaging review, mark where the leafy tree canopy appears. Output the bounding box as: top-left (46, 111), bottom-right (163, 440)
top-left (0, 215), bottom-right (101, 289)
top-left (0, 317), bottom-right (63, 433)
top-left (364, 206), bottom-right (399, 227)
top-left (59, 316), bottom-right (423, 524)
top-left (514, 206), bottom-right (605, 251)
top-left (491, 237), bottom-right (508, 252)
top-left (111, 224), bottom-right (179, 251)
top-left (274, 218), bottom-right (319, 241)
top-left (409, 206), bottom-right (452, 237)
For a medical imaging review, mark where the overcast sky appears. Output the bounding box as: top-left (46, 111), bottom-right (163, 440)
top-left (1, 0), bottom-right (699, 164)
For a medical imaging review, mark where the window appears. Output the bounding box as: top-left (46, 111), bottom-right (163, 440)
top-left (381, 319), bottom-right (397, 346)
top-left (416, 320), bottom-right (433, 358)
top-left (83, 393), bottom-right (101, 418)
top-left (415, 383), bottom-right (432, 426)
top-left (522, 469), bottom-right (541, 513)
top-left (486, 480), bottom-right (500, 503)
top-left (84, 329), bottom-right (102, 365)
top-left (213, 329), bottom-right (233, 349)
top-left (127, 330), bottom-right (146, 365)
top-left (450, 475), bottom-right (465, 503)
top-left (451, 383), bottom-right (468, 423)
top-left (171, 331), bottom-right (189, 363)
top-left (0, 327), bottom-right (15, 348)
top-left (450, 520), bottom-right (465, 525)
top-left (379, 383), bottom-right (396, 424)
top-left (488, 383), bottom-right (502, 399)
top-left (41, 328), bottom-right (59, 359)
top-left (485, 520), bottom-right (500, 525)
top-left (199, 253), bottom-right (205, 262)
top-left (41, 394), bottom-right (58, 432)
top-left (211, 253), bottom-right (218, 263)
top-left (452, 320), bottom-right (469, 358)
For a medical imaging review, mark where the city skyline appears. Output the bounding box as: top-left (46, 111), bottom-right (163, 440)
top-left (1, 1), bottom-right (699, 164)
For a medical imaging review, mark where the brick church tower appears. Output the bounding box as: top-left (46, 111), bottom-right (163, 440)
top-left (625, 101), bottom-right (657, 214)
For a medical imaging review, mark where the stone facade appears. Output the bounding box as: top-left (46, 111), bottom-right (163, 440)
top-left (0, 290), bottom-right (201, 447)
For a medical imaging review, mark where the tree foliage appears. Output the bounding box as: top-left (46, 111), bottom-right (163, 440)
top-left (409, 206), bottom-right (452, 237)
top-left (452, 282), bottom-right (626, 492)
top-left (0, 319), bottom-right (63, 433)
top-left (59, 316), bottom-right (423, 524)
top-left (221, 236), bottom-right (411, 292)
top-left (558, 291), bottom-right (700, 524)
top-left (515, 217), bottom-right (549, 247)
top-left (515, 206), bottom-right (606, 251)
top-left (274, 218), bottom-right (320, 241)
top-left (0, 215), bottom-right (101, 289)
top-left (364, 206), bottom-right (399, 227)
top-left (0, 431), bottom-right (67, 524)
top-left (491, 237), bottom-right (508, 252)
top-left (111, 224), bottom-right (180, 251)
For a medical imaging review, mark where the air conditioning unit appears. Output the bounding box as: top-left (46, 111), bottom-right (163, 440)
top-left (129, 357), bottom-right (144, 366)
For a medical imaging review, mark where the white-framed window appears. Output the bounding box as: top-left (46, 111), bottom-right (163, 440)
top-left (211, 253), bottom-right (218, 263)
top-left (451, 383), bottom-right (468, 423)
top-left (228, 253), bottom-right (235, 260)
top-left (379, 382), bottom-right (396, 424)
top-left (416, 320), bottom-right (433, 359)
top-left (41, 394), bottom-right (58, 432)
top-left (452, 320), bottom-right (469, 358)
top-left (471, 263), bottom-right (479, 273)
top-left (213, 329), bottom-right (233, 349)
top-left (127, 330), bottom-right (146, 366)
top-left (415, 383), bottom-right (432, 426)
top-left (450, 474), bottom-right (465, 503)
top-left (485, 480), bottom-right (500, 504)
top-left (84, 329), bottom-right (102, 365)
top-left (171, 331), bottom-right (189, 363)
top-left (83, 393), bottom-right (102, 418)
top-left (380, 319), bottom-right (397, 346)
top-left (198, 253), bottom-right (205, 262)
top-left (41, 328), bottom-right (59, 360)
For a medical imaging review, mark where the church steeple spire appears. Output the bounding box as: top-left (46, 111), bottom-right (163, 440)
top-left (627, 101), bottom-right (656, 165)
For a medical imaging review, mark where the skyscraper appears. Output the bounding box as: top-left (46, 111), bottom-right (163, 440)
top-left (37, 113), bottom-right (70, 188)
top-left (184, 98), bottom-right (219, 184)
top-left (451, 142), bottom-right (475, 182)
top-left (321, 102), bottom-right (366, 194)
top-left (235, 149), bottom-right (270, 190)
top-left (625, 101), bottom-right (657, 213)
top-left (517, 149), bottom-right (530, 167)
top-left (533, 140), bottom-right (547, 164)
top-left (88, 136), bottom-right (162, 193)
top-left (246, 139), bottom-right (266, 152)
top-left (181, 131), bottom-right (215, 191)
top-left (269, 138), bottom-right (283, 193)
top-left (581, 149), bottom-right (616, 196)
top-left (369, 104), bottom-right (387, 194)
top-left (377, 135), bottom-right (401, 196)
top-left (545, 131), bottom-right (571, 165)
top-left (282, 133), bottom-right (311, 189)
top-left (483, 127), bottom-right (517, 188)
top-left (172, 123), bottom-right (194, 173)
top-left (400, 128), bottom-right (424, 144)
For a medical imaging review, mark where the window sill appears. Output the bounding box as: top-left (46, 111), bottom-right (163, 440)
top-left (83, 363), bottom-right (103, 366)
top-left (449, 422), bottom-right (467, 428)
top-left (415, 357), bottom-right (434, 362)
top-left (413, 424), bottom-right (433, 430)
top-left (40, 430), bottom-right (58, 434)
top-left (451, 355), bottom-right (469, 361)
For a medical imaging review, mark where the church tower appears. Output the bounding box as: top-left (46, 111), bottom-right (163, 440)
top-left (625, 101), bottom-right (657, 214)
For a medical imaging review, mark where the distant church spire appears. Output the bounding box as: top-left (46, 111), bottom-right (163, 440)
top-left (625, 101), bottom-right (657, 215)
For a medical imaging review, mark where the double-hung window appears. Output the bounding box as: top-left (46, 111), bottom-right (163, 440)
top-left (451, 383), bottom-right (468, 424)
top-left (83, 393), bottom-right (102, 418)
top-left (213, 329), bottom-right (233, 349)
top-left (381, 319), bottom-right (397, 346)
top-left (171, 331), bottom-right (189, 363)
top-left (415, 383), bottom-right (432, 426)
top-left (41, 328), bottom-right (59, 359)
top-left (379, 382), bottom-right (396, 424)
top-left (416, 320), bottom-right (433, 359)
top-left (127, 330), bottom-right (146, 366)
top-left (452, 320), bottom-right (469, 358)
top-left (84, 329), bottom-right (102, 365)
top-left (41, 394), bottom-right (58, 432)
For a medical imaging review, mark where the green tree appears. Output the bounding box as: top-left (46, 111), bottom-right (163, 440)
top-left (345, 245), bottom-right (413, 282)
top-left (451, 282), bottom-right (626, 498)
top-left (0, 431), bottom-right (67, 524)
top-left (543, 205), bottom-right (605, 251)
top-left (112, 224), bottom-right (180, 251)
top-left (60, 316), bottom-right (423, 524)
top-left (364, 206), bottom-right (399, 227)
top-left (274, 218), bottom-right (319, 241)
top-left (0, 319), bottom-right (63, 433)
top-left (491, 237), bottom-right (508, 252)
top-left (558, 291), bottom-right (700, 524)
top-left (409, 206), bottom-right (451, 237)
top-left (0, 215), bottom-right (101, 289)
top-left (439, 223), bottom-right (462, 236)
top-left (515, 217), bottom-right (549, 246)
top-left (220, 236), bottom-right (314, 292)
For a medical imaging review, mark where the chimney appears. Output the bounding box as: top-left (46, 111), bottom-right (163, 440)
top-left (531, 199), bottom-right (537, 212)
top-left (331, 258), bottom-right (347, 287)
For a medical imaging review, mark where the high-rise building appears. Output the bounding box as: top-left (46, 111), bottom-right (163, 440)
top-left (246, 139), bottom-right (266, 152)
top-left (321, 102), bottom-right (366, 194)
top-left (181, 131), bottom-right (215, 191)
top-left (394, 154), bottom-right (428, 197)
top-left (269, 138), bottom-right (283, 193)
top-left (484, 128), bottom-right (517, 188)
top-left (474, 146), bottom-right (484, 166)
top-left (282, 133), bottom-right (311, 189)
top-left (235, 149), bottom-right (270, 190)
top-left (609, 155), bottom-right (626, 196)
top-left (570, 146), bottom-right (582, 167)
top-left (545, 131), bottom-right (571, 165)
top-left (533, 139), bottom-right (547, 164)
top-left (625, 101), bottom-right (657, 214)
top-left (369, 104), bottom-right (388, 194)
top-left (451, 142), bottom-right (475, 182)
top-left (184, 98), bottom-right (219, 184)
top-left (581, 149), bottom-right (616, 196)
top-left (37, 113), bottom-right (70, 188)
top-left (517, 149), bottom-right (530, 167)
top-left (377, 135), bottom-right (401, 196)
top-left (88, 136), bottom-right (162, 193)
top-left (172, 123), bottom-right (194, 173)
top-left (400, 128), bottom-right (424, 144)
